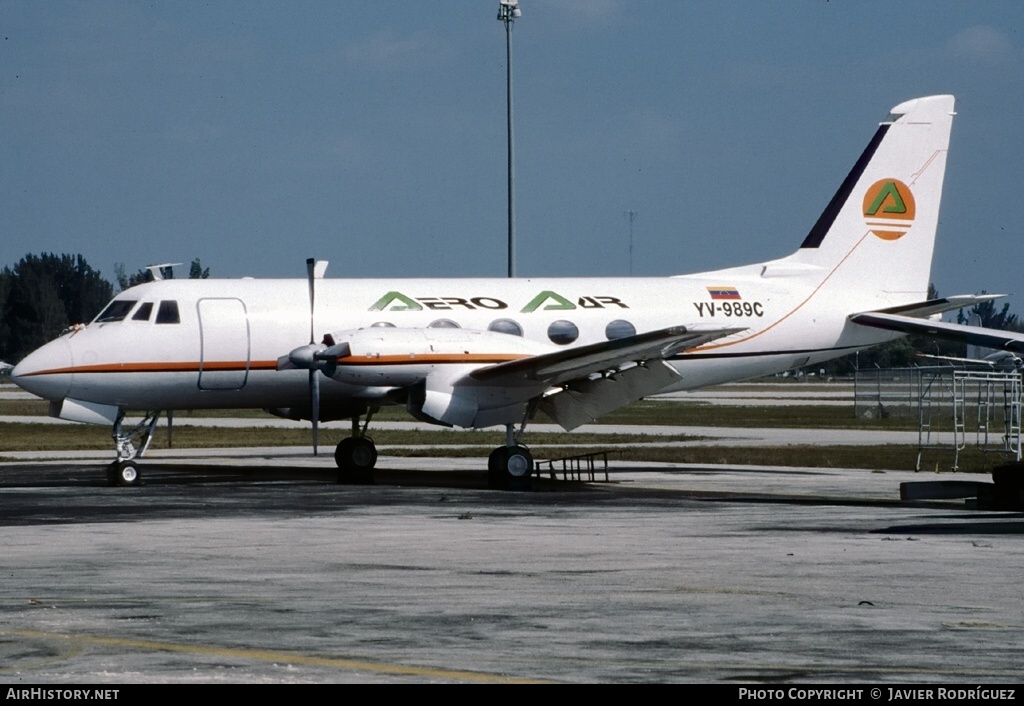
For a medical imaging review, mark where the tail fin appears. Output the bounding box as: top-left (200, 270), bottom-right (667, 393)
top-left (771, 95), bottom-right (955, 306)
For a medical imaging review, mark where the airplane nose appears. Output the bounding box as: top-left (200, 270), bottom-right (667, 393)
top-left (11, 337), bottom-right (73, 401)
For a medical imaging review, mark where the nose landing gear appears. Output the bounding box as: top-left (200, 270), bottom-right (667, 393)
top-left (105, 410), bottom-right (162, 487)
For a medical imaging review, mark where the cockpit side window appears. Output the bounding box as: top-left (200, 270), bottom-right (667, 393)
top-left (156, 300), bottom-right (180, 324)
top-left (132, 302), bottom-right (154, 321)
top-left (94, 300), bottom-right (137, 323)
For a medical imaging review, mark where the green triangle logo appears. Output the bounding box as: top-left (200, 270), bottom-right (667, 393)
top-left (865, 181), bottom-right (907, 216)
top-left (521, 290), bottom-right (576, 313)
top-left (368, 291), bottom-right (422, 312)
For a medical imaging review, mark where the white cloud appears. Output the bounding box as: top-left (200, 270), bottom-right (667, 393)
top-left (947, 25), bottom-right (1017, 63)
top-left (542, 0), bottom-right (625, 26)
top-left (343, 29), bottom-right (452, 71)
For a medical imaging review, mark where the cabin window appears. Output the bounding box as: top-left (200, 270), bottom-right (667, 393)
top-left (94, 300), bottom-right (137, 323)
top-left (547, 320), bottom-right (579, 346)
top-left (428, 319), bottom-right (460, 329)
top-left (132, 302), bottom-right (154, 321)
top-left (605, 320), bottom-right (636, 340)
top-left (156, 300), bottom-right (180, 324)
top-left (488, 319), bottom-right (523, 337)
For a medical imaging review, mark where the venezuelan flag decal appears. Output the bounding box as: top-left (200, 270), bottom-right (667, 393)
top-left (707, 286), bottom-right (741, 300)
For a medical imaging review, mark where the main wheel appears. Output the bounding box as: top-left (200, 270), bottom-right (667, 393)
top-left (488, 446), bottom-right (509, 473)
top-left (335, 437), bottom-right (377, 484)
top-left (505, 446), bottom-right (533, 478)
top-left (112, 460), bottom-right (141, 487)
top-left (488, 445), bottom-right (533, 489)
top-left (487, 446), bottom-right (510, 488)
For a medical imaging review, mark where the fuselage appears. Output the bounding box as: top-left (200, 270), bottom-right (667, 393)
top-left (13, 267), bottom-right (898, 418)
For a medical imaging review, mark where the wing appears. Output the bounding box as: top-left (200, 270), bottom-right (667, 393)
top-left (468, 325), bottom-right (743, 387)
top-left (850, 311), bottom-right (1024, 354)
top-left (466, 325), bottom-right (744, 430)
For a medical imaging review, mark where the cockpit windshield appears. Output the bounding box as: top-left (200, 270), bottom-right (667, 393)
top-left (93, 300), bottom-right (138, 323)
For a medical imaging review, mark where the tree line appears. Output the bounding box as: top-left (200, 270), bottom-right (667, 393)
top-left (0, 254), bottom-right (208, 365)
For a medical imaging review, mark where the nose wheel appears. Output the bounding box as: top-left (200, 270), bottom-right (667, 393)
top-left (106, 460), bottom-right (142, 487)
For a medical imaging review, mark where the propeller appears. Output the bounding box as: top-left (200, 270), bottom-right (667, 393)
top-left (277, 259), bottom-right (330, 455)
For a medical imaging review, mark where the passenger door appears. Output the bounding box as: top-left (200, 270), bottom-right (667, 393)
top-left (197, 298), bottom-right (250, 390)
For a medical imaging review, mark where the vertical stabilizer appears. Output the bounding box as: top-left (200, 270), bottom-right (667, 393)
top-left (779, 95), bottom-right (955, 307)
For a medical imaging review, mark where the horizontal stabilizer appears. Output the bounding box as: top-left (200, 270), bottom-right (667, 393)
top-left (851, 312), bottom-right (1024, 353)
top-left (860, 294), bottom-right (1005, 319)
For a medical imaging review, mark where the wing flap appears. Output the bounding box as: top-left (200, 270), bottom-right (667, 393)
top-left (539, 360), bottom-right (682, 431)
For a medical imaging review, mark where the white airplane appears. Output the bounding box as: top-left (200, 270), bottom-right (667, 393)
top-left (12, 94), bottom-right (988, 487)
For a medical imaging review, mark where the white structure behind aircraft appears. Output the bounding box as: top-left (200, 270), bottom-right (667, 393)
top-left (13, 95), bottom-right (986, 487)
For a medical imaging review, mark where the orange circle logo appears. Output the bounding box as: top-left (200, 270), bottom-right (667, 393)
top-left (863, 179), bottom-right (915, 240)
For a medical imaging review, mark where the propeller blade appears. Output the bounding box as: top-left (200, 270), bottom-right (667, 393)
top-left (306, 257), bottom-right (316, 345)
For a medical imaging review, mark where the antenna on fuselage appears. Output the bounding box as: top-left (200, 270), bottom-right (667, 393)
top-left (146, 263), bottom-right (183, 281)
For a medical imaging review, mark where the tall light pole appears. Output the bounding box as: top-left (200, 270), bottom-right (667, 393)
top-left (498, 0), bottom-right (521, 278)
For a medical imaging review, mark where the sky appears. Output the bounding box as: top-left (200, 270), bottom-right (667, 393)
top-left (3, 1), bottom-right (1023, 313)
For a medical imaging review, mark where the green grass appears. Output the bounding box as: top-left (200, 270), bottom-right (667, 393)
top-left (593, 399), bottom-right (923, 429)
top-left (0, 423), bottom-right (700, 452)
top-left (0, 397), bottom-right (922, 429)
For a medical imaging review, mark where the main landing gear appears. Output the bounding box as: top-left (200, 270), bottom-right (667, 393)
top-left (106, 410), bottom-right (162, 487)
top-left (334, 409), bottom-right (378, 484)
top-left (488, 414), bottom-right (537, 489)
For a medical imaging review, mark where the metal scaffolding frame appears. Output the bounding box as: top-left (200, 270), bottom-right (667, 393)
top-left (917, 368), bottom-right (1021, 470)
top-left (855, 366), bottom-right (1021, 471)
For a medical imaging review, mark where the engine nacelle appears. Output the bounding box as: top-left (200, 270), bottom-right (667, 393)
top-left (317, 327), bottom-right (551, 427)
top-left (321, 327), bottom-right (548, 388)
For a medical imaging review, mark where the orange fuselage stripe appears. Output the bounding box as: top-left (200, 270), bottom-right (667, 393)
top-left (19, 353), bottom-right (530, 377)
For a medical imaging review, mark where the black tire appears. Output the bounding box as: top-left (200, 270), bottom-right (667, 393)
top-left (992, 464), bottom-right (1024, 493)
top-left (487, 446), bottom-right (509, 487)
top-left (114, 460), bottom-right (141, 487)
top-left (487, 445), bottom-right (533, 490)
top-left (335, 437), bottom-right (377, 484)
top-left (488, 446), bottom-right (508, 472)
